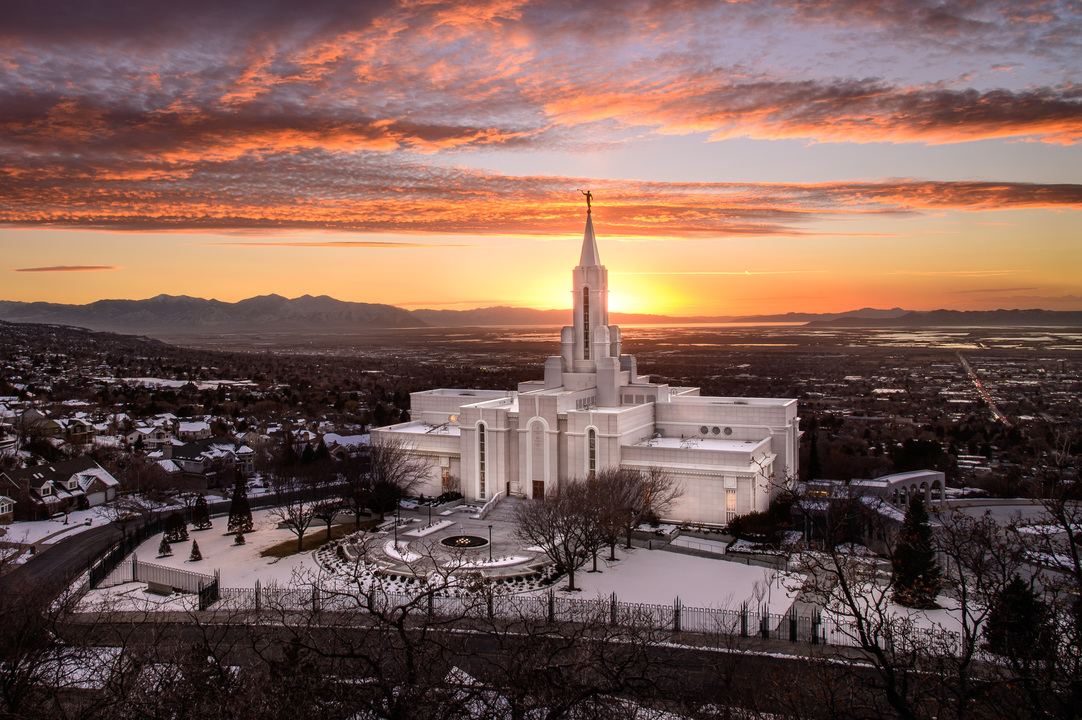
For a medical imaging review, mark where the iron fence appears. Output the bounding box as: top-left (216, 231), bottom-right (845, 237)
top-left (195, 580), bottom-right (958, 653)
top-left (87, 515), bottom-right (162, 588)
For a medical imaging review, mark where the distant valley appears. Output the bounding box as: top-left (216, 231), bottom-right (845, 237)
top-left (0, 295), bottom-right (1079, 339)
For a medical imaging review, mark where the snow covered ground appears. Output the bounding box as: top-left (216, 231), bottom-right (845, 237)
top-left (81, 508), bottom-right (804, 615)
top-left (121, 510), bottom-right (317, 589)
top-left (2, 507), bottom-right (107, 546)
top-left (564, 547), bottom-right (801, 615)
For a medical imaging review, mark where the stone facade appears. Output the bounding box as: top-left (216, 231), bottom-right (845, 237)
top-left (372, 212), bottom-right (800, 526)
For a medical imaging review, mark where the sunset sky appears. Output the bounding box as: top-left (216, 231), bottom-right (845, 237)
top-left (1, 0), bottom-right (1080, 316)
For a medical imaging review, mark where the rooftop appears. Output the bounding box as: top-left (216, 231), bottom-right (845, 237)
top-left (632, 436), bottom-right (770, 452)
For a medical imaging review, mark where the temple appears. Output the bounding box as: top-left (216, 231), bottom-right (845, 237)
top-left (372, 210), bottom-right (800, 525)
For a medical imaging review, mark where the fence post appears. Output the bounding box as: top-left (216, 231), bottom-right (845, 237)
top-left (487, 593), bottom-right (494, 621)
top-left (428, 591), bottom-right (434, 617)
top-left (312, 584), bottom-right (320, 614)
top-left (255, 579), bottom-right (261, 612)
top-left (740, 602), bottom-right (748, 637)
top-left (812, 611), bottom-right (820, 645)
top-left (610, 593), bottom-right (618, 625)
top-left (673, 597), bottom-right (681, 633)
top-left (789, 610), bottom-right (797, 642)
top-left (548, 590), bottom-right (555, 623)
top-left (760, 606), bottom-right (769, 640)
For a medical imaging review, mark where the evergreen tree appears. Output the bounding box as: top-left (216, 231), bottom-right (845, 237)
top-left (279, 429), bottom-right (299, 468)
top-left (891, 495), bottom-right (941, 608)
top-left (191, 494), bottom-right (212, 530)
top-left (189, 540), bottom-right (202, 562)
top-left (158, 536), bottom-right (172, 557)
top-left (984, 575), bottom-right (1052, 661)
top-left (227, 471), bottom-right (253, 533)
top-left (164, 511), bottom-right (189, 542)
top-left (807, 430), bottom-right (822, 481)
top-left (234, 530), bottom-right (246, 545)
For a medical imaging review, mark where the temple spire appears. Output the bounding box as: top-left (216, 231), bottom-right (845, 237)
top-left (578, 208), bottom-right (601, 267)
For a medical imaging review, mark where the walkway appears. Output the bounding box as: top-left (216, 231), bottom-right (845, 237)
top-left (347, 496), bottom-right (552, 581)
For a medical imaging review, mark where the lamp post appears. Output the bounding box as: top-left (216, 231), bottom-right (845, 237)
top-left (428, 502), bottom-right (432, 527)
top-left (488, 524), bottom-right (493, 563)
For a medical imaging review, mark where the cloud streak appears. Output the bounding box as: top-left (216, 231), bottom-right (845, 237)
top-left (13, 265), bottom-right (120, 272)
top-left (1, 150), bottom-right (1078, 236)
top-left (201, 241), bottom-right (476, 248)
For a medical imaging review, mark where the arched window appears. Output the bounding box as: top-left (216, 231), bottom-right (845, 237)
top-left (582, 286), bottom-right (590, 360)
top-left (587, 428), bottom-right (597, 480)
top-left (477, 423), bottom-right (487, 499)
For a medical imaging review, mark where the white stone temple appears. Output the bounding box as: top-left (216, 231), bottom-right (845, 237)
top-left (372, 208), bottom-right (800, 525)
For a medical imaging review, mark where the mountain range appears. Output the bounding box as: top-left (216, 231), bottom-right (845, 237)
top-left (0, 295), bottom-right (1078, 336)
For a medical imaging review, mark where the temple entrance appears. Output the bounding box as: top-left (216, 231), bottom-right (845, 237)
top-left (533, 481), bottom-right (545, 500)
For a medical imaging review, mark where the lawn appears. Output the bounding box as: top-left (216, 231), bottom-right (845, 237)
top-left (260, 518), bottom-right (381, 558)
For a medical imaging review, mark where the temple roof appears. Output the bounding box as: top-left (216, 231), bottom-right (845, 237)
top-left (578, 213), bottom-right (601, 268)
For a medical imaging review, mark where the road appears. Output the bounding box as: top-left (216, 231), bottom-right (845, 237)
top-left (0, 491), bottom-right (288, 593)
top-left (957, 352), bottom-right (1011, 425)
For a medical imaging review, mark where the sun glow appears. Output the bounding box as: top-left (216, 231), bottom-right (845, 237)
top-left (607, 290), bottom-right (643, 314)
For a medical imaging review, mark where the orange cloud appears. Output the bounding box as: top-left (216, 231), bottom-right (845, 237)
top-left (0, 152), bottom-right (1078, 235)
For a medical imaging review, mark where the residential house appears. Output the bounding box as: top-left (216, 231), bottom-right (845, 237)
top-left (125, 426), bottom-right (173, 450)
top-left (161, 438), bottom-right (253, 487)
top-left (177, 420), bottom-right (211, 442)
top-left (2, 457), bottom-right (120, 521)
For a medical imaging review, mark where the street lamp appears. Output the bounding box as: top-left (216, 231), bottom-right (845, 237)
top-left (488, 524), bottom-right (493, 562)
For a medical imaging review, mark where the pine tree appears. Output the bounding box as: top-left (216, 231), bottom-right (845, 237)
top-left (164, 511), bottom-right (189, 542)
top-left (158, 536), bottom-right (172, 557)
top-left (807, 430), bottom-right (822, 481)
top-left (227, 471), bottom-right (253, 533)
top-left (984, 575), bottom-right (1052, 661)
top-left (234, 530), bottom-right (246, 545)
top-left (891, 495), bottom-right (941, 608)
top-left (191, 494), bottom-right (212, 530)
top-left (189, 540), bottom-right (202, 562)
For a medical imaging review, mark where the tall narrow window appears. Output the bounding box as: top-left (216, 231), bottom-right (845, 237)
top-left (587, 428), bottom-right (597, 480)
top-left (478, 424), bottom-right (487, 499)
top-left (726, 488), bottom-right (737, 523)
top-left (582, 286), bottom-right (590, 360)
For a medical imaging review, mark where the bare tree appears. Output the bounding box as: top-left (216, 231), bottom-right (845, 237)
top-left (1011, 438), bottom-right (1082, 718)
top-left (111, 453), bottom-right (171, 503)
top-left (365, 436), bottom-right (431, 520)
top-left (603, 466), bottom-right (682, 551)
top-left (270, 465), bottom-right (325, 552)
top-left (335, 446), bottom-right (370, 530)
top-left (311, 497), bottom-right (343, 542)
top-left (513, 478), bottom-right (595, 592)
top-left (0, 569), bottom-right (86, 718)
top-left (96, 494), bottom-right (159, 536)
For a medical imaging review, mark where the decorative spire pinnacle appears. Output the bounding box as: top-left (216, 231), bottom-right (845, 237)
top-left (580, 189), bottom-right (592, 214)
top-left (579, 211), bottom-right (601, 267)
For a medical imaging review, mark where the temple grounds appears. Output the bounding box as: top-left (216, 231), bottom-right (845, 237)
top-left (77, 502), bottom-right (804, 616)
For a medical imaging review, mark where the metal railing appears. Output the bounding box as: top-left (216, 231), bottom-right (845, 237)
top-left (198, 581), bottom-right (960, 653)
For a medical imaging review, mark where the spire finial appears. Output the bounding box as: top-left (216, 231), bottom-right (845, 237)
top-left (579, 189), bottom-right (592, 214)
